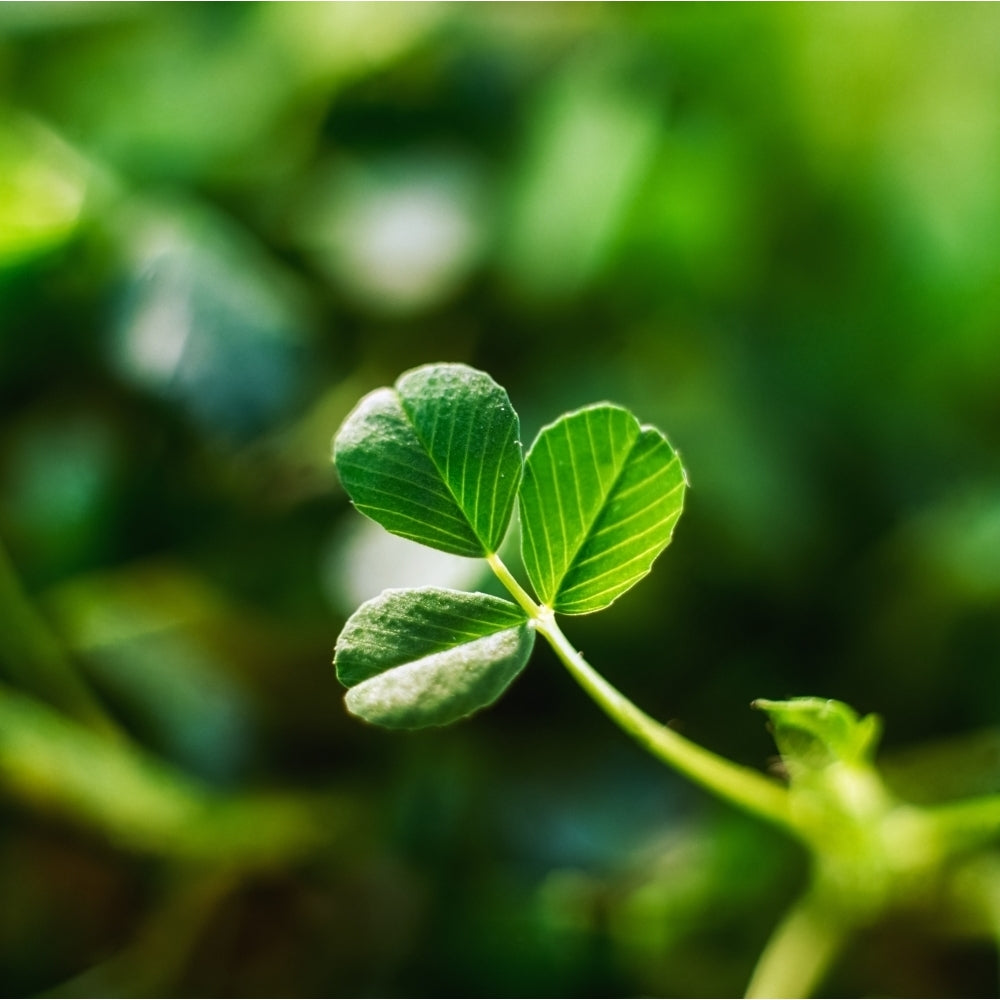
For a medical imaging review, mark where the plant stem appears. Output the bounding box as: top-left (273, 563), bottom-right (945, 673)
top-left (539, 611), bottom-right (793, 829)
top-left (745, 886), bottom-right (849, 998)
top-left (486, 552), bottom-right (542, 618)
top-left (487, 554), bottom-right (793, 832)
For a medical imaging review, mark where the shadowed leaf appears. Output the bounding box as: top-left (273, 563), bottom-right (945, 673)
top-left (335, 587), bottom-right (534, 728)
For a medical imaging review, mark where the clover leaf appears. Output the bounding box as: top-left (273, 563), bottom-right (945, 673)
top-left (332, 364), bottom-right (687, 727)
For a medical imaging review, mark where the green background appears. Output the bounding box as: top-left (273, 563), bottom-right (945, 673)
top-left (2, 4), bottom-right (999, 995)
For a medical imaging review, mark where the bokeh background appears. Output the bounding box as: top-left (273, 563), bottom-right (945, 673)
top-left (2, 3), bottom-right (1000, 996)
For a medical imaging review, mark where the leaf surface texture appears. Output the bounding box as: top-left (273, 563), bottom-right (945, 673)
top-left (520, 404), bottom-right (686, 613)
top-left (335, 587), bottom-right (533, 728)
top-left (334, 364), bottom-right (522, 557)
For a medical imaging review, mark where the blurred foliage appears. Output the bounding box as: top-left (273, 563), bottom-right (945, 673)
top-left (1, 4), bottom-right (999, 995)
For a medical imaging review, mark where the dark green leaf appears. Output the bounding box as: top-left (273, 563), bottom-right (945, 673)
top-left (333, 363), bottom-right (522, 557)
top-left (334, 587), bottom-right (534, 729)
top-left (519, 404), bottom-right (686, 613)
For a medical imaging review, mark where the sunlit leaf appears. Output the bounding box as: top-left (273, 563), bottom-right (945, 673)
top-left (333, 363), bottom-right (522, 557)
top-left (519, 404), bottom-right (686, 614)
top-left (335, 587), bottom-right (534, 728)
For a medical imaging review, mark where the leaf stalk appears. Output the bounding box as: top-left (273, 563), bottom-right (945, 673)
top-left (488, 554), bottom-right (793, 831)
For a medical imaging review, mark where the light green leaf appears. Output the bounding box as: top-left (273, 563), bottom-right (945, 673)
top-left (753, 697), bottom-right (883, 777)
top-left (333, 363), bottom-right (522, 557)
top-left (334, 587), bottom-right (534, 729)
top-left (0, 114), bottom-right (89, 267)
top-left (519, 404), bottom-right (687, 614)
top-left (501, 55), bottom-right (660, 298)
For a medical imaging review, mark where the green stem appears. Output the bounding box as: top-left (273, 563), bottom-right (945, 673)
top-left (486, 552), bottom-right (542, 618)
top-left (487, 554), bottom-right (792, 831)
top-left (745, 887), bottom-right (849, 998)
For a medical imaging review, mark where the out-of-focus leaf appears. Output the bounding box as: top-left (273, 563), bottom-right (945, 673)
top-left (334, 364), bottom-right (522, 558)
top-left (44, 561), bottom-right (227, 650)
top-left (258, 2), bottom-right (446, 91)
top-left (753, 697), bottom-right (882, 778)
top-left (0, 538), bottom-right (115, 734)
top-left (33, 12), bottom-right (291, 180)
top-left (0, 414), bottom-right (118, 577)
top-left (110, 201), bottom-right (311, 440)
top-left (335, 587), bottom-right (533, 728)
top-left (909, 490), bottom-right (1000, 600)
top-left (0, 114), bottom-right (89, 266)
top-left (0, 682), bottom-right (338, 863)
top-left (23, 5), bottom-right (446, 182)
top-left (520, 405), bottom-right (686, 614)
top-left (501, 55), bottom-right (660, 297)
top-left (44, 562), bottom-right (255, 782)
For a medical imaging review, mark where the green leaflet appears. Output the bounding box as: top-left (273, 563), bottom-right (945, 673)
top-left (519, 404), bottom-right (687, 614)
top-left (335, 588), bottom-right (534, 729)
top-left (333, 364), bottom-right (522, 558)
